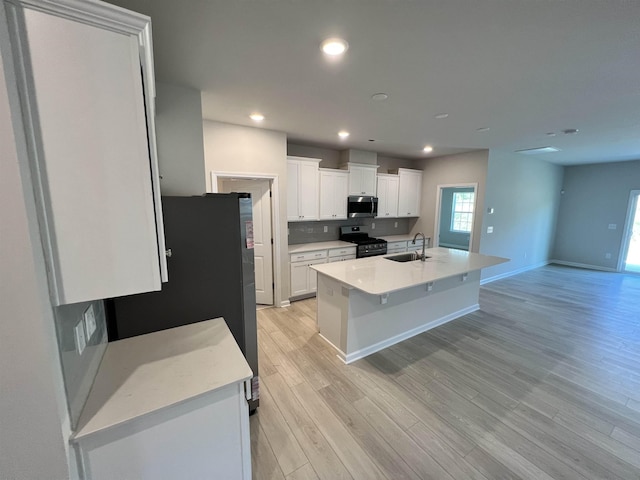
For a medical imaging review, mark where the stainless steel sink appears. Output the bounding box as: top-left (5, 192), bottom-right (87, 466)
top-left (384, 252), bottom-right (429, 262)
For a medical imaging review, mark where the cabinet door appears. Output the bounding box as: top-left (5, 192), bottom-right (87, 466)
top-left (290, 262), bottom-right (309, 296)
top-left (386, 176), bottom-right (399, 217)
top-left (361, 168), bottom-right (377, 196)
top-left (287, 161), bottom-right (300, 221)
top-left (307, 259), bottom-right (327, 293)
top-left (12, 4), bottom-right (163, 305)
top-left (398, 171), bottom-right (422, 217)
top-left (333, 172), bottom-right (349, 219)
top-left (319, 171), bottom-right (334, 220)
top-left (348, 165), bottom-right (377, 196)
top-left (298, 162), bottom-right (319, 220)
top-left (348, 167), bottom-right (365, 195)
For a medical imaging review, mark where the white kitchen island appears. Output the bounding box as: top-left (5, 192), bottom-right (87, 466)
top-left (311, 248), bottom-right (508, 363)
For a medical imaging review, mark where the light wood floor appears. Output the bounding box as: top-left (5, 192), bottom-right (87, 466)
top-left (251, 265), bottom-right (640, 480)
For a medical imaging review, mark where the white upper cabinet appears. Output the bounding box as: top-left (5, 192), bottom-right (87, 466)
top-left (5, 0), bottom-right (167, 305)
top-left (319, 169), bottom-right (348, 220)
top-left (391, 168), bottom-right (422, 217)
top-left (345, 163), bottom-right (378, 196)
top-left (287, 156), bottom-right (320, 221)
top-left (376, 174), bottom-right (399, 218)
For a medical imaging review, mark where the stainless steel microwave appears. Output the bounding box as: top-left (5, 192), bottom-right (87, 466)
top-left (347, 196), bottom-right (378, 218)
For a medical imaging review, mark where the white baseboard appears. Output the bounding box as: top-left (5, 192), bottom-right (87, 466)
top-left (480, 260), bottom-right (550, 285)
top-left (278, 300), bottom-right (291, 308)
top-left (340, 304), bottom-right (480, 364)
top-left (549, 260), bottom-right (617, 272)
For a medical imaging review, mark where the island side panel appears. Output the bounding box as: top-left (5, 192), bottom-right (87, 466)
top-left (316, 273), bottom-right (351, 355)
top-left (344, 271), bottom-right (481, 363)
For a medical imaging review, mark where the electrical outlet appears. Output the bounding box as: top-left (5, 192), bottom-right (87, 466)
top-left (394, 222), bottom-right (398, 228)
top-left (84, 304), bottom-right (96, 339)
top-left (74, 320), bottom-right (86, 355)
top-left (487, 207), bottom-right (494, 214)
top-left (323, 226), bottom-right (328, 233)
top-left (608, 224), bottom-right (617, 230)
top-left (605, 253), bottom-right (612, 259)
top-left (371, 222), bottom-right (375, 229)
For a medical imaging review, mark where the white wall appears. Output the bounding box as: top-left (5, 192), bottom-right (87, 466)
top-left (0, 10), bottom-right (72, 477)
top-left (155, 82), bottom-right (206, 195)
top-left (553, 159), bottom-right (640, 270)
top-left (203, 121), bottom-right (289, 305)
top-left (414, 150), bottom-right (489, 253)
top-left (480, 150), bottom-right (564, 281)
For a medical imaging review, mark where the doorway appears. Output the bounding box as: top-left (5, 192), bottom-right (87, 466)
top-left (434, 184), bottom-right (477, 252)
top-left (218, 177), bottom-right (275, 305)
top-left (620, 190), bottom-right (640, 273)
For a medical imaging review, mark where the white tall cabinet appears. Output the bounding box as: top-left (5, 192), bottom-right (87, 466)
top-left (391, 168), bottom-right (423, 218)
top-left (4, 0), bottom-right (167, 305)
top-left (376, 174), bottom-right (399, 217)
top-left (287, 156), bottom-right (321, 221)
top-left (319, 169), bottom-right (348, 219)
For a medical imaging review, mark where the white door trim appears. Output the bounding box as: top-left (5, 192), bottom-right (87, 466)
top-left (618, 189), bottom-right (640, 272)
top-left (434, 183), bottom-right (478, 252)
top-left (210, 171), bottom-right (286, 307)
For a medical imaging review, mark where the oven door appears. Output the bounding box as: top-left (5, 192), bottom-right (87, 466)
top-left (347, 196), bottom-right (378, 218)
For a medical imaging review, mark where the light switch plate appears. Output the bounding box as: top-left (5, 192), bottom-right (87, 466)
top-left (84, 304), bottom-right (96, 339)
top-left (487, 226), bottom-right (494, 233)
top-left (608, 224), bottom-right (617, 230)
top-left (74, 320), bottom-right (86, 355)
top-left (371, 222), bottom-right (375, 229)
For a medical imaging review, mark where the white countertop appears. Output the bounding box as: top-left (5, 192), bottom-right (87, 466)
top-left (311, 247), bottom-right (508, 295)
top-left (73, 318), bottom-right (252, 440)
top-left (288, 240), bottom-right (355, 254)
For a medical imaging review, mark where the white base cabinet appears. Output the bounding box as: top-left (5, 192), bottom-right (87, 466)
top-left (72, 319), bottom-right (252, 480)
top-left (290, 250), bottom-right (328, 297)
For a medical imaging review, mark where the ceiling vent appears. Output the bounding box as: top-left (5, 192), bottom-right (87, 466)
top-left (515, 146), bottom-right (560, 155)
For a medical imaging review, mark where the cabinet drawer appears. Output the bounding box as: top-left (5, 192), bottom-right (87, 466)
top-left (387, 246), bottom-right (406, 254)
top-left (387, 241), bottom-right (407, 250)
top-left (328, 246), bottom-right (357, 258)
top-left (328, 254), bottom-right (356, 262)
top-left (290, 250), bottom-right (328, 263)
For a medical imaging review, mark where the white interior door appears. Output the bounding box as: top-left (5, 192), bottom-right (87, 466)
top-left (621, 191), bottom-right (640, 273)
top-left (221, 179), bottom-right (274, 304)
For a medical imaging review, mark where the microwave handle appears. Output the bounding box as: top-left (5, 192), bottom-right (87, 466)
top-left (371, 200), bottom-right (374, 216)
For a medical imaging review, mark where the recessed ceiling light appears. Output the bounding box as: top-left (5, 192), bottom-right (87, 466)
top-left (476, 127), bottom-right (490, 132)
top-left (515, 146), bottom-right (560, 155)
top-left (423, 145), bottom-right (433, 153)
top-left (371, 93), bottom-right (388, 101)
top-left (321, 38), bottom-right (348, 56)
top-left (249, 113), bottom-right (264, 122)
top-left (368, 139), bottom-right (375, 142)
top-left (562, 128), bottom-right (579, 135)
top-left (435, 113), bottom-right (449, 119)
top-left (338, 130), bottom-right (350, 138)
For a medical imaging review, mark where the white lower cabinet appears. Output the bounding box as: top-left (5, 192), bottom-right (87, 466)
top-left (290, 250), bottom-right (328, 297)
top-left (72, 319), bottom-right (252, 480)
top-left (386, 241), bottom-right (408, 254)
top-left (328, 246), bottom-right (357, 263)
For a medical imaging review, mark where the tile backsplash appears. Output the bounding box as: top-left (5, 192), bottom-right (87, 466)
top-left (288, 217), bottom-right (414, 244)
top-left (53, 300), bottom-right (107, 428)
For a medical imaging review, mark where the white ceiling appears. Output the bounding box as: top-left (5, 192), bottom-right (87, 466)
top-left (108, 0), bottom-right (640, 165)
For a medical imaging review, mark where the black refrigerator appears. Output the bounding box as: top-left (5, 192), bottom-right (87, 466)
top-left (107, 193), bottom-right (259, 411)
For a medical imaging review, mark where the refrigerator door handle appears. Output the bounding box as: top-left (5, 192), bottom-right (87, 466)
top-left (244, 379), bottom-right (251, 401)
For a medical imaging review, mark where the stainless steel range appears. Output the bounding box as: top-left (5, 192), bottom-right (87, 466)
top-left (339, 226), bottom-right (388, 258)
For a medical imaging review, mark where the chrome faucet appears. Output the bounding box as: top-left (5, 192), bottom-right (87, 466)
top-left (412, 232), bottom-right (427, 261)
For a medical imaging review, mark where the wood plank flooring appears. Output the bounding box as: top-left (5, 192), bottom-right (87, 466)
top-left (251, 265), bottom-right (640, 480)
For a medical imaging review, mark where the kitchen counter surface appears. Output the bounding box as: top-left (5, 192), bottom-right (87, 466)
top-left (288, 240), bottom-right (355, 254)
top-left (73, 318), bottom-right (252, 440)
top-left (311, 247), bottom-right (508, 296)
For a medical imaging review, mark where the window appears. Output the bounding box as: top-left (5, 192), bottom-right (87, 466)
top-left (451, 192), bottom-right (474, 233)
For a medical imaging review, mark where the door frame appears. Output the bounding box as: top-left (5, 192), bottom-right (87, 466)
top-left (617, 189), bottom-right (640, 272)
top-left (433, 183), bottom-right (478, 252)
top-left (210, 171), bottom-right (284, 307)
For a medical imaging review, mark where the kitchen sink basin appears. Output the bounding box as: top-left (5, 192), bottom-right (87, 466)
top-left (384, 252), bottom-right (430, 262)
